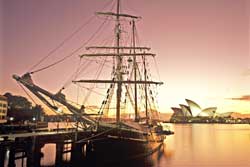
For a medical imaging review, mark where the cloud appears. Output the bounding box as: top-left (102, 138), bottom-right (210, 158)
top-left (227, 95), bottom-right (250, 101)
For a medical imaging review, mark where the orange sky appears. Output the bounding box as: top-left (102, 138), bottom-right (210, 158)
top-left (1, 0), bottom-right (250, 114)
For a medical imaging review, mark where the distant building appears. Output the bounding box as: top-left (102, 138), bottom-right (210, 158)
top-left (170, 99), bottom-right (235, 123)
top-left (0, 95), bottom-right (8, 123)
top-left (171, 99), bottom-right (217, 118)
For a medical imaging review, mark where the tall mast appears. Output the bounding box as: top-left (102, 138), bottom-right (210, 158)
top-left (77, 0), bottom-right (163, 124)
top-left (143, 55), bottom-right (148, 124)
top-left (132, 20), bottom-right (139, 122)
top-left (116, 0), bottom-right (122, 123)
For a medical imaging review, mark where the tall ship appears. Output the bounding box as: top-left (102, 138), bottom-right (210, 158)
top-left (13, 0), bottom-right (173, 164)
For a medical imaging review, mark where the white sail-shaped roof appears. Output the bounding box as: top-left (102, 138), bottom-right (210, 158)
top-left (201, 107), bottom-right (217, 117)
top-left (171, 107), bottom-right (184, 117)
top-left (185, 99), bottom-right (202, 117)
top-left (179, 104), bottom-right (192, 117)
top-left (171, 100), bottom-right (219, 118)
top-left (171, 107), bottom-right (182, 113)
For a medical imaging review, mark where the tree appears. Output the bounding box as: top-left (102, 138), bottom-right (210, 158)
top-left (4, 92), bottom-right (32, 110)
top-left (32, 105), bottom-right (45, 121)
top-left (4, 93), bottom-right (46, 122)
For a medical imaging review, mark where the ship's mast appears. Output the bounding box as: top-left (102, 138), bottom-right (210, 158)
top-left (115, 0), bottom-right (122, 123)
top-left (143, 55), bottom-right (148, 124)
top-left (132, 20), bottom-right (139, 122)
top-left (74, 0), bottom-right (163, 124)
top-left (13, 0), bottom-right (165, 129)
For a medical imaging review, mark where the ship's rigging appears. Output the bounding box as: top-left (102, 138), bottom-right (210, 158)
top-left (13, 0), bottom-right (164, 129)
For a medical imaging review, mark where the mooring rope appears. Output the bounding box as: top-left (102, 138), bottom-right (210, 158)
top-left (76, 126), bottom-right (116, 144)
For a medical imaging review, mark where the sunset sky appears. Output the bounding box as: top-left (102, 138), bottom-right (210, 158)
top-left (1, 0), bottom-right (250, 114)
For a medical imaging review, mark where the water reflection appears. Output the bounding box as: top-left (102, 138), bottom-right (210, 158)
top-left (157, 124), bottom-right (250, 167)
top-left (41, 144), bottom-right (56, 166)
top-left (10, 124), bottom-right (250, 167)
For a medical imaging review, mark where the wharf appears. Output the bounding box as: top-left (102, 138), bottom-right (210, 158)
top-left (0, 127), bottom-right (94, 167)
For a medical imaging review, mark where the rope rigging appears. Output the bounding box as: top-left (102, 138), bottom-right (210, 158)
top-left (29, 19), bottom-right (109, 75)
top-left (17, 82), bottom-right (37, 106)
top-left (81, 56), bottom-right (108, 105)
top-left (17, 82), bottom-right (63, 115)
top-left (18, 0), bottom-right (163, 123)
top-left (28, 0), bottom-right (115, 75)
top-left (28, 15), bottom-right (96, 73)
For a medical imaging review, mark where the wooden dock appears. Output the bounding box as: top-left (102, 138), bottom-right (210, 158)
top-left (0, 128), bottom-right (94, 167)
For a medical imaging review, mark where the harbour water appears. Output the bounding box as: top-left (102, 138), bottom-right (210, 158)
top-left (7, 123), bottom-right (250, 167)
top-left (154, 124), bottom-right (250, 167)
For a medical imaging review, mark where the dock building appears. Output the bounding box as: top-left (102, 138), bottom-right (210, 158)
top-left (0, 95), bottom-right (8, 123)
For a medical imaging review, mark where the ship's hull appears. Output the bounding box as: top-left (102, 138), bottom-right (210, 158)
top-left (80, 125), bottom-right (165, 165)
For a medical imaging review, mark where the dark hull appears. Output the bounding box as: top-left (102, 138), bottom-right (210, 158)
top-left (80, 126), bottom-right (165, 166)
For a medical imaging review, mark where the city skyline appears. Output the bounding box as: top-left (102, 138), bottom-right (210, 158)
top-left (1, 0), bottom-right (250, 114)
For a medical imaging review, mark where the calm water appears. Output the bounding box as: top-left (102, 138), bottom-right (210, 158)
top-left (154, 124), bottom-right (250, 167)
top-left (10, 123), bottom-right (250, 167)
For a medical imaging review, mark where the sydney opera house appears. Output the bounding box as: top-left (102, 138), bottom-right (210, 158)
top-left (170, 99), bottom-right (233, 123)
